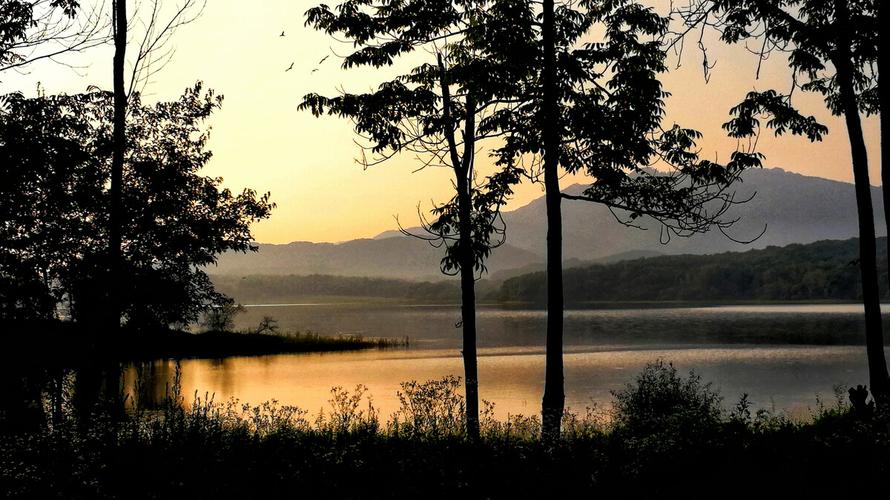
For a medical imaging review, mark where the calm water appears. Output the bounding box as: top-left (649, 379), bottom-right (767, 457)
top-left (127, 303), bottom-right (887, 419)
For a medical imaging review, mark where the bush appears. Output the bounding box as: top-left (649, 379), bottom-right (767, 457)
top-left (199, 302), bottom-right (244, 332)
top-left (390, 376), bottom-right (466, 439)
top-left (611, 359), bottom-right (723, 437)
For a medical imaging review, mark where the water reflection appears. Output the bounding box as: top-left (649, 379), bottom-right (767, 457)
top-left (234, 303), bottom-right (879, 348)
top-left (120, 344), bottom-right (870, 420)
top-left (3, 304), bottom-right (887, 429)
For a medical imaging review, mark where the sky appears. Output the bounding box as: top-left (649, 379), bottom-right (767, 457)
top-left (2, 0), bottom-right (881, 244)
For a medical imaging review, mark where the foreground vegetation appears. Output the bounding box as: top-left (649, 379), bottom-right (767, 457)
top-left (0, 319), bottom-right (403, 364)
top-left (1, 362), bottom-right (887, 498)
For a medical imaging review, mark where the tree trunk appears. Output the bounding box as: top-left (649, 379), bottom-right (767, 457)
top-left (834, 0), bottom-right (890, 401)
top-left (437, 54), bottom-right (481, 439)
top-left (540, 0), bottom-right (565, 442)
top-left (456, 97), bottom-right (480, 440)
top-left (108, 0), bottom-right (126, 339)
top-left (879, 0), bottom-right (890, 301)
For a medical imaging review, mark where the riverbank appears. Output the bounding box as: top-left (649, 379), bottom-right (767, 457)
top-left (0, 320), bottom-right (405, 367)
top-left (1, 363), bottom-right (887, 498)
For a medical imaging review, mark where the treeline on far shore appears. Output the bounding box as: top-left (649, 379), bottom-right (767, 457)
top-left (212, 237), bottom-right (889, 305)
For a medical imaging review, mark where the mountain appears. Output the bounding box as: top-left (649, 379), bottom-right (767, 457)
top-left (208, 237), bottom-right (540, 280)
top-left (496, 167), bottom-right (886, 261)
top-left (212, 168), bottom-right (885, 279)
top-left (213, 237), bottom-right (888, 305)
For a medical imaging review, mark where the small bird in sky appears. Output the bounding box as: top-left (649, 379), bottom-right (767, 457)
top-left (280, 31), bottom-right (285, 37)
top-left (285, 62), bottom-right (294, 72)
top-left (310, 68), bottom-right (318, 73)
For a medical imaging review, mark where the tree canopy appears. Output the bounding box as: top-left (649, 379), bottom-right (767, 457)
top-left (0, 83), bottom-right (273, 329)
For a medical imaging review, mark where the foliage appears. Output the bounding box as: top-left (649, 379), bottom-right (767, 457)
top-left (390, 376), bottom-right (467, 439)
top-left (1, 369), bottom-right (889, 498)
top-left (300, 0), bottom-right (528, 276)
top-left (683, 0), bottom-right (878, 118)
top-left (0, 84), bottom-right (273, 328)
top-left (612, 360), bottom-right (723, 439)
top-left (199, 302), bottom-right (244, 333)
top-left (478, 0), bottom-right (758, 237)
top-left (0, 0), bottom-right (80, 67)
top-left (0, 91), bottom-right (106, 321)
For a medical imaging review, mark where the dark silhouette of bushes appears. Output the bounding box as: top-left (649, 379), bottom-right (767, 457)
top-left (1, 363), bottom-right (888, 498)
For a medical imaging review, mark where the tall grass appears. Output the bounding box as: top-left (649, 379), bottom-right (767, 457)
top-left (1, 361), bottom-right (888, 498)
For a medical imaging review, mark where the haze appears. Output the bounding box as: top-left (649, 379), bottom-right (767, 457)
top-left (3, 0), bottom-right (881, 244)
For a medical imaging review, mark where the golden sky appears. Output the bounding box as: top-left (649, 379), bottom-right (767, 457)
top-left (3, 0), bottom-right (881, 244)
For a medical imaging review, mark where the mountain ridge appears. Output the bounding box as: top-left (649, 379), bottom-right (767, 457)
top-left (211, 168), bottom-right (886, 279)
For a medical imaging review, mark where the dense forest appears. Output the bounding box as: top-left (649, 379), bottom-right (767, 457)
top-left (211, 273), bottom-right (471, 304)
top-left (499, 238), bottom-right (890, 304)
top-left (212, 237), bottom-right (889, 305)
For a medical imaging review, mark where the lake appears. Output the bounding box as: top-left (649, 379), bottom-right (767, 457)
top-left (125, 303), bottom-right (886, 419)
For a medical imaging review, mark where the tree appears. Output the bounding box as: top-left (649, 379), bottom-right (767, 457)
top-left (539, 0), bottom-right (563, 443)
top-left (0, 91), bottom-right (104, 321)
top-left (494, 0), bottom-right (758, 440)
top-left (0, 84), bottom-right (273, 329)
top-left (303, 0), bottom-right (752, 441)
top-left (300, 0), bottom-right (530, 440)
top-left (675, 0), bottom-right (890, 402)
top-left (875, 2), bottom-right (890, 329)
top-left (0, 0), bottom-right (106, 75)
top-left (107, 0), bottom-right (126, 334)
top-left (106, 0), bottom-right (204, 334)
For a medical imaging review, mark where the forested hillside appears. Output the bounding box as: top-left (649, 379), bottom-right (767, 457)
top-left (497, 238), bottom-right (889, 304)
top-left (213, 238), bottom-right (888, 305)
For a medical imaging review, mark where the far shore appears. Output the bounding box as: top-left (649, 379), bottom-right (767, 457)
top-left (0, 320), bottom-right (406, 368)
top-left (234, 297), bottom-right (886, 309)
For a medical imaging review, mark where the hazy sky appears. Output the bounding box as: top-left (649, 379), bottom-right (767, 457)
top-left (3, 0), bottom-right (881, 244)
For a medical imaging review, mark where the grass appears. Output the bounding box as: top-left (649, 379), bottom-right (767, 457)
top-left (0, 319), bottom-right (406, 367)
top-left (1, 362), bottom-right (889, 498)
top-left (130, 329), bottom-right (407, 360)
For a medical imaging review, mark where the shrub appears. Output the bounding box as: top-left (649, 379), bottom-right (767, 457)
top-left (611, 359), bottom-right (723, 438)
top-left (199, 302), bottom-right (244, 332)
top-left (390, 376), bottom-right (466, 439)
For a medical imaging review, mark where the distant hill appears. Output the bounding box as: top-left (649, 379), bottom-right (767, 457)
top-left (213, 238), bottom-right (888, 305)
top-left (212, 274), bottom-right (464, 305)
top-left (495, 167), bottom-right (886, 261)
top-left (212, 168), bottom-right (885, 279)
top-left (495, 237), bottom-right (889, 304)
top-left (208, 238), bottom-right (540, 280)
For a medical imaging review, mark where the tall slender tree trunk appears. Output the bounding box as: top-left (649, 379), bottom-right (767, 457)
top-left (834, 0), bottom-right (890, 401)
top-left (879, 0), bottom-right (890, 299)
top-left (540, 0), bottom-right (565, 442)
top-left (108, 0), bottom-right (126, 340)
top-left (456, 96), bottom-right (480, 440)
top-left (438, 54), bottom-right (481, 439)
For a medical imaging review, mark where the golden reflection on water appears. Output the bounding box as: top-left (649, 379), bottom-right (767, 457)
top-left (123, 345), bottom-right (868, 420)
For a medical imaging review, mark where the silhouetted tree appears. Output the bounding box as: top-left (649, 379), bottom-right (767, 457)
top-left (0, 0), bottom-right (106, 75)
top-left (300, 0), bottom-right (530, 440)
top-left (675, 0), bottom-right (890, 401)
top-left (0, 91), bottom-right (105, 321)
top-left (876, 3), bottom-right (890, 326)
top-left (106, 0), bottom-right (203, 334)
top-left (495, 0), bottom-right (758, 440)
top-left (107, 0), bottom-right (126, 335)
top-left (538, 0), bottom-right (562, 443)
top-left (0, 84), bottom-right (273, 329)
